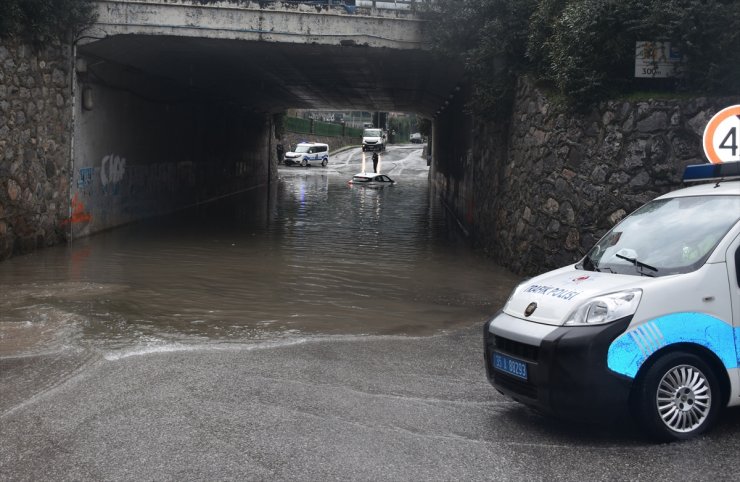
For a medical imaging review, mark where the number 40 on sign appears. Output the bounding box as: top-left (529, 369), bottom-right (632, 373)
top-left (704, 105), bottom-right (740, 164)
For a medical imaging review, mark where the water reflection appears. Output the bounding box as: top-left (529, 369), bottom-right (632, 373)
top-left (0, 170), bottom-right (520, 356)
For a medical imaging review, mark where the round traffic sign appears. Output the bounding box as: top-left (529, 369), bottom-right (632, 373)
top-left (703, 105), bottom-right (740, 164)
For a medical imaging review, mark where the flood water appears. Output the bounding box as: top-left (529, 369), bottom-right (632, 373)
top-left (0, 163), bottom-right (521, 360)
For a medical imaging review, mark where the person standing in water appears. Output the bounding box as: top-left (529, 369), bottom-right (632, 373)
top-left (372, 152), bottom-right (379, 173)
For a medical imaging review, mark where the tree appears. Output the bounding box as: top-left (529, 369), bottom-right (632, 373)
top-left (424, 0), bottom-right (537, 118)
top-left (0, 0), bottom-right (96, 46)
top-left (427, 0), bottom-right (740, 113)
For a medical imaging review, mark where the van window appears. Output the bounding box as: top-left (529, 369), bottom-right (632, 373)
top-left (363, 129), bottom-right (382, 137)
top-left (583, 195), bottom-right (740, 276)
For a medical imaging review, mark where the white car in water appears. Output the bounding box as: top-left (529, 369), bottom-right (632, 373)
top-left (348, 173), bottom-right (395, 188)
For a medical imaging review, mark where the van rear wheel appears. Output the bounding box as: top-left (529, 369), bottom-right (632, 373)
top-left (634, 351), bottom-right (721, 442)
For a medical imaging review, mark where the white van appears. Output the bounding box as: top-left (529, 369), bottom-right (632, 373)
top-left (283, 142), bottom-right (329, 167)
top-left (362, 128), bottom-right (385, 152)
top-left (484, 160), bottom-right (740, 441)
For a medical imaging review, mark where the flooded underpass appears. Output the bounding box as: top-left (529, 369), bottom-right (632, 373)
top-left (0, 147), bottom-right (521, 403)
top-left (3, 148), bottom-right (740, 480)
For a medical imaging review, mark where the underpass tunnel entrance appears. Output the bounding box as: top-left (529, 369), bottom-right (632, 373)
top-left (71, 37), bottom-right (277, 239)
top-left (71, 35), bottom-right (463, 238)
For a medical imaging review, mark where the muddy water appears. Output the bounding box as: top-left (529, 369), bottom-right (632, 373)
top-left (0, 169), bottom-right (521, 359)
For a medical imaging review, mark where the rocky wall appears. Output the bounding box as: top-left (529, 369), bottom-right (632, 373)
top-left (0, 40), bottom-right (72, 261)
top-left (440, 77), bottom-right (740, 276)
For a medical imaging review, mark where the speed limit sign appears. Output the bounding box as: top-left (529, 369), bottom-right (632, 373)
top-left (703, 105), bottom-right (740, 164)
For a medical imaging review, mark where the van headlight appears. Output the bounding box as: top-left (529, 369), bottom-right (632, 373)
top-left (564, 289), bottom-right (642, 326)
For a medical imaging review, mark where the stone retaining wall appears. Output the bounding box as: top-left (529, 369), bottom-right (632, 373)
top-left (465, 78), bottom-right (740, 275)
top-left (0, 40), bottom-right (72, 261)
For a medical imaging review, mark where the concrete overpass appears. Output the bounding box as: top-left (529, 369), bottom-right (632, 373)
top-left (67, 0), bottom-right (463, 238)
top-left (78, 0), bottom-right (460, 115)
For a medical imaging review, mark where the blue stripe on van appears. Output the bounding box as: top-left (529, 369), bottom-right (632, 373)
top-left (607, 313), bottom-right (738, 379)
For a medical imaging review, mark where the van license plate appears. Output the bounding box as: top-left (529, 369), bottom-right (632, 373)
top-left (493, 352), bottom-right (528, 380)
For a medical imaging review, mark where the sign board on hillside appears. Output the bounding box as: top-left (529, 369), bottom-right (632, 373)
top-left (635, 41), bottom-right (681, 78)
top-left (703, 105), bottom-right (740, 164)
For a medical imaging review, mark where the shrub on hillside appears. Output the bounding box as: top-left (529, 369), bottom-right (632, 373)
top-left (538, 0), bottom-right (740, 108)
top-left (428, 0), bottom-right (740, 114)
top-left (0, 0), bottom-right (96, 46)
top-left (426, 0), bottom-right (537, 118)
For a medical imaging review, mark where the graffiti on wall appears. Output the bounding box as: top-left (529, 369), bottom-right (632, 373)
top-left (62, 194), bottom-right (92, 225)
top-left (77, 167), bottom-right (94, 196)
top-left (101, 154), bottom-right (126, 194)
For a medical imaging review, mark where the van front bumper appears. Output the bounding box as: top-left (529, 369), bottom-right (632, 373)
top-left (484, 312), bottom-right (633, 422)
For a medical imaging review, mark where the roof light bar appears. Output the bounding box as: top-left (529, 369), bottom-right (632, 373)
top-left (682, 161), bottom-right (740, 182)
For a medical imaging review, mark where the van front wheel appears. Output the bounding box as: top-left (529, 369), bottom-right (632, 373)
top-left (634, 351), bottom-right (721, 442)
top-left (321, 158), bottom-right (328, 167)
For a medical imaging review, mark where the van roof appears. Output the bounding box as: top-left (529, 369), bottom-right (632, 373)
top-left (296, 142), bottom-right (328, 147)
top-left (657, 179), bottom-right (740, 200)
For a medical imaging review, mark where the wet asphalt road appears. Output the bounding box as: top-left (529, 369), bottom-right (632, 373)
top-left (2, 326), bottom-right (740, 481)
top-left (2, 145), bottom-right (740, 480)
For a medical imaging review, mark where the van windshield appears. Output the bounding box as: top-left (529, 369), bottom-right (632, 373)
top-left (580, 195), bottom-right (740, 276)
top-left (363, 129), bottom-right (382, 137)
top-left (294, 145), bottom-right (311, 153)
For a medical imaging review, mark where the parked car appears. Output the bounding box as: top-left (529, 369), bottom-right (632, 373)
top-left (410, 133), bottom-right (423, 144)
top-left (283, 142), bottom-right (329, 167)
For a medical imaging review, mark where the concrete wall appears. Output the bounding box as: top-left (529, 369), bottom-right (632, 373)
top-left (92, 0), bottom-right (426, 49)
top-left (432, 77), bottom-right (740, 275)
top-left (0, 36), bottom-right (277, 262)
top-left (0, 40), bottom-right (72, 261)
top-left (429, 86), bottom-right (476, 232)
top-left (71, 79), bottom-right (273, 238)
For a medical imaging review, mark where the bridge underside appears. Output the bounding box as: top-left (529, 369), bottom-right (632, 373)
top-left (69, 0), bottom-right (466, 240)
top-left (78, 35), bottom-right (461, 117)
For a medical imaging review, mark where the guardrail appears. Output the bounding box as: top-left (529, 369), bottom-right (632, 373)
top-left (277, 0), bottom-right (427, 12)
top-left (285, 117), bottom-right (363, 138)
top-left (355, 0), bottom-right (420, 10)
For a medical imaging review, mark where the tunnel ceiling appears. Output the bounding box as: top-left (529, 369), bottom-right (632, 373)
top-left (78, 35), bottom-right (464, 117)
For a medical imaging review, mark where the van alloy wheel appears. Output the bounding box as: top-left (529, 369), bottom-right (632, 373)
top-left (635, 351), bottom-right (720, 442)
top-left (656, 364), bottom-right (712, 433)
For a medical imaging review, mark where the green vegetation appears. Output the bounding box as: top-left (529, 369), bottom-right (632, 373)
top-left (388, 114), bottom-right (425, 143)
top-left (425, 0), bottom-right (740, 115)
top-left (0, 0), bottom-right (96, 45)
top-left (285, 117), bottom-right (363, 138)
